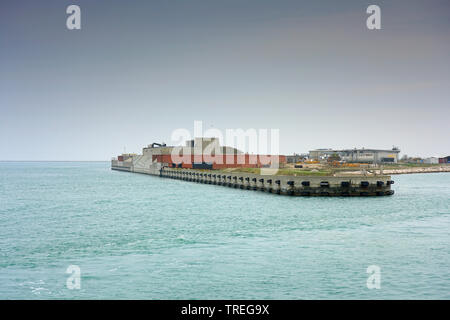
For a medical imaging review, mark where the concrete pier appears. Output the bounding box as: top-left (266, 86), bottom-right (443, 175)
top-left (158, 168), bottom-right (394, 197)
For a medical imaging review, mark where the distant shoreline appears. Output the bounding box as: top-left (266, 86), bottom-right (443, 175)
top-left (376, 166), bottom-right (450, 175)
top-left (339, 165), bottom-right (450, 176)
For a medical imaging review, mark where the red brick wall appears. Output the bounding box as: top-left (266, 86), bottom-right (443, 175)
top-left (153, 154), bottom-right (286, 168)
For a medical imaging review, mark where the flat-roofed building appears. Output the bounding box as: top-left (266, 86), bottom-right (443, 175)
top-left (286, 154), bottom-right (305, 163)
top-left (424, 157), bottom-right (439, 164)
top-left (309, 147), bottom-right (400, 164)
top-left (439, 156), bottom-right (450, 164)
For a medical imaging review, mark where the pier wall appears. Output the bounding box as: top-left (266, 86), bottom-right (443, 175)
top-left (160, 168), bottom-right (394, 197)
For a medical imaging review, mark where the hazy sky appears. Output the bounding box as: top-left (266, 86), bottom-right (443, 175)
top-left (1, 0), bottom-right (449, 160)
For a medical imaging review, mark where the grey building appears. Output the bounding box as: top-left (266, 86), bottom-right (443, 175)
top-left (423, 157), bottom-right (439, 164)
top-left (286, 154), bottom-right (305, 163)
top-left (309, 147), bottom-right (400, 164)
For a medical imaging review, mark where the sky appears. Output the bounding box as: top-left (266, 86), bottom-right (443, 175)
top-left (1, 0), bottom-right (449, 160)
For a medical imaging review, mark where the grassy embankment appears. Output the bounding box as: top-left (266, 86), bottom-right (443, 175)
top-left (223, 163), bottom-right (448, 176)
top-left (171, 163), bottom-right (448, 176)
top-left (222, 167), bottom-right (333, 176)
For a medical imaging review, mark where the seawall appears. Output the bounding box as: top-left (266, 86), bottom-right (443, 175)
top-left (112, 165), bottom-right (394, 197)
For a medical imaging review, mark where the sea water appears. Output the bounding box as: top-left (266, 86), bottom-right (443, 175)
top-left (0, 162), bottom-right (449, 299)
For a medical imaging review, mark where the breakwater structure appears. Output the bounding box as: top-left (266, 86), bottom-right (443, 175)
top-left (158, 168), bottom-right (394, 196)
top-left (111, 138), bottom-right (394, 197)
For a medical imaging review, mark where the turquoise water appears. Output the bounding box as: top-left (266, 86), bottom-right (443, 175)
top-left (0, 162), bottom-right (449, 299)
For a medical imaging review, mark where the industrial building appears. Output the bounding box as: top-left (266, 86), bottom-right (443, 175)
top-left (286, 154), bottom-right (305, 164)
top-left (112, 138), bottom-right (286, 174)
top-left (309, 147), bottom-right (400, 164)
top-left (439, 156), bottom-right (450, 164)
top-left (423, 157), bottom-right (439, 164)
